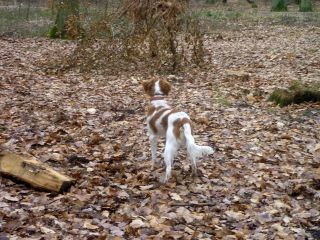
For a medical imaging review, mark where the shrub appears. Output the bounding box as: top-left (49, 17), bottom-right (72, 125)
top-left (299, 0), bottom-right (313, 12)
top-left (251, 2), bottom-right (258, 8)
top-left (66, 0), bottom-right (207, 73)
top-left (206, 0), bottom-right (217, 4)
top-left (271, 0), bottom-right (288, 11)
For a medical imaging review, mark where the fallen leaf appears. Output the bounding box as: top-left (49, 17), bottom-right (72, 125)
top-left (169, 193), bottom-right (183, 201)
top-left (83, 220), bottom-right (99, 230)
top-left (40, 226), bottom-right (56, 234)
top-left (130, 219), bottom-right (145, 229)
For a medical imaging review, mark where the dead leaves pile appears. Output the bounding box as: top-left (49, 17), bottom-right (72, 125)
top-left (0, 23), bottom-right (319, 239)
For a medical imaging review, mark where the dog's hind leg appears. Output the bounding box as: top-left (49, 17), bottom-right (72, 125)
top-left (163, 135), bottom-right (178, 182)
top-left (149, 134), bottom-right (158, 170)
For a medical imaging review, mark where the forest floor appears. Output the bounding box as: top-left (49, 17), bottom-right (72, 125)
top-left (0, 21), bottom-right (320, 239)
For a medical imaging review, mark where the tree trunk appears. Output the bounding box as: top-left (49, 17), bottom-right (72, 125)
top-left (271, 0), bottom-right (288, 11)
top-left (26, 0), bottom-right (31, 20)
top-left (0, 152), bottom-right (74, 193)
top-left (49, 0), bottom-right (82, 39)
top-left (299, 0), bottom-right (312, 11)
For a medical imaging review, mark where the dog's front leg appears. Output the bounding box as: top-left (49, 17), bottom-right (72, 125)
top-left (149, 134), bottom-right (158, 170)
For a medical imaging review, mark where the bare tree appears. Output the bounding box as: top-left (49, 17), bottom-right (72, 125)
top-left (49, 0), bottom-right (82, 39)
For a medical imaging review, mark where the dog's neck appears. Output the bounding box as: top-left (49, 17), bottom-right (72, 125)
top-left (150, 94), bottom-right (170, 108)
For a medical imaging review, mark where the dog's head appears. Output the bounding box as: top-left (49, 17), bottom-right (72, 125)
top-left (142, 79), bottom-right (171, 97)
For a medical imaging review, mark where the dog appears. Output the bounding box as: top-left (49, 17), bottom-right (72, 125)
top-left (142, 79), bottom-right (214, 182)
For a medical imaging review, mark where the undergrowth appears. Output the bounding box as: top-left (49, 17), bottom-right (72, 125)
top-left (61, 0), bottom-right (208, 74)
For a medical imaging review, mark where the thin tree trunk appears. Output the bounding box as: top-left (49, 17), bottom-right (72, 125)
top-left (26, 0), bottom-right (31, 20)
top-left (49, 0), bottom-right (81, 39)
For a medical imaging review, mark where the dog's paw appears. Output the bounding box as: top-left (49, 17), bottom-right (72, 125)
top-left (159, 176), bottom-right (167, 184)
top-left (191, 168), bottom-right (198, 177)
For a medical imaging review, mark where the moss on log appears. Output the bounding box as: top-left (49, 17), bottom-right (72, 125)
top-left (268, 81), bottom-right (320, 107)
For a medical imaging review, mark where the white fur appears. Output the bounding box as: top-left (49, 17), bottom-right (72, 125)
top-left (151, 99), bottom-right (169, 108)
top-left (147, 95), bottom-right (214, 183)
top-left (154, 80), bottom-right (162, 95)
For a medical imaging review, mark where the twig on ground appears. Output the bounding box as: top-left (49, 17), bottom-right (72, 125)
top-left (170, 202), bottom-right (216, 207)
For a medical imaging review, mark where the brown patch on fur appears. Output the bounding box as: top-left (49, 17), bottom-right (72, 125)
top-left (142, 79), bottom-right (156, 96)
top-left (173, 118), bottom-right (191, 139)
top-left (146, 105), bottom-right (156, 116)
top-left (161, 109), bottom-right (179, 131)
top-left (159, 79), bottom-right (171, 95)
top-left (149, 108), bottom-right (170, 133)
top-left (146, 106), bottom-right (164, 117)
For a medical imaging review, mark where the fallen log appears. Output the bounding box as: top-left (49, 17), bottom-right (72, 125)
top-left (0, 152), bottom-right (74, 193)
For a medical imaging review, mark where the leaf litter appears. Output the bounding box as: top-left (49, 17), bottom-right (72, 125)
top-left (0, 24), bottom-right (319, 239)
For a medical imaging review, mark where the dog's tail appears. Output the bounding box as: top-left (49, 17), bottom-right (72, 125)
top-left (183, 123), bottom-right (214, 163)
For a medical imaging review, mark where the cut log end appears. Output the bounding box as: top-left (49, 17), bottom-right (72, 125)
top-left (59, 180), bottom-right (75, 193)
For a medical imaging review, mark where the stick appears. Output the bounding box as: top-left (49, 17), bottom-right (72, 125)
top-left (170, 202), bottom-right (216, 207)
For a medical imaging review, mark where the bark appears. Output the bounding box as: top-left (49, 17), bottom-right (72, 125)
top-left (49, 0), bottom-right (81, 39)
top-left (0, 152), bottom-right (74, 193)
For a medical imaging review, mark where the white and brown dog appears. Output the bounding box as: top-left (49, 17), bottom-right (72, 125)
top-left (142, 79), bottom-right (214, 182)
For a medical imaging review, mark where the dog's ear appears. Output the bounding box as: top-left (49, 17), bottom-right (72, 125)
top-left (159, 79), bottom-right (171, 95)
top-left (142, 80), bottom-right (154, 96)
top-left (142, 80), bottom-right (150, 92)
